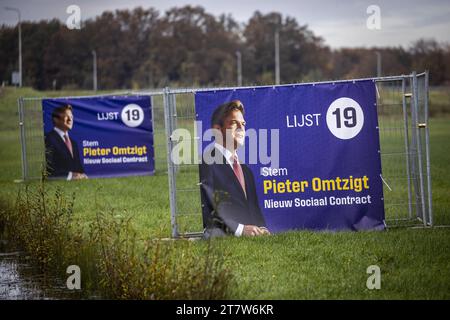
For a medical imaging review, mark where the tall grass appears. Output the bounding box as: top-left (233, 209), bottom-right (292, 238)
top-left (92, 210), bottom-right (232, 299)
top-left (0, 179), bottom-right (233, 299)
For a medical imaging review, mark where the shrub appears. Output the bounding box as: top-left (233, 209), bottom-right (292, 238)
top-left (0, 180), bottom-right (233, 299)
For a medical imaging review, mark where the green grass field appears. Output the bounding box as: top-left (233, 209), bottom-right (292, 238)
top-left (0, 86), bottom-right (449, 299)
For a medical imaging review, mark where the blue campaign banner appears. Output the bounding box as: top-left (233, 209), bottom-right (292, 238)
top-left (195, 80), bottom-right (385, 232)
top-left (42, 95), bottom-right (154, 179)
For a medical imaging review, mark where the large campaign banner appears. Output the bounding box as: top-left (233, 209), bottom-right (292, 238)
top-left (195, 80), bottom-right (385, 232)
top-left (42, 95), bottom-right (154, 179)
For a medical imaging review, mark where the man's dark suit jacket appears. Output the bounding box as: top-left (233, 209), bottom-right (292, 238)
top-left (199, 147), bottom-right (266, 236)
top-left (44, 129), bottom-right (84, 178)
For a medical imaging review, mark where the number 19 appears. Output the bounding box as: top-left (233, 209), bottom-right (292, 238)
top-left (331, 107), bottom-right (357, 128)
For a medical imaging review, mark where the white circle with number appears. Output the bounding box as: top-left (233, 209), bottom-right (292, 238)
top-left (121, 104), bottom-right (144, 127)
top-left (326, 97), bottom-right (364, 140)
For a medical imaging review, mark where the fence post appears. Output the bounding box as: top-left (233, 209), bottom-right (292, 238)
top-left (169, 92), bottom-right (179, 175)
top-left (149, 95), bottom-right (156, 174)
top-left (412, 72), bottom-right (427, 226)
top-left (401, 77), bottom-right (413, 219)
top-left (408, 75), bottom-right (420, 221)
top-left (163, 87), bottom-right (179, 238)
top-left (424, 71), bottom-right (433, 226)
top-left (18, 97), bottom-right (28, 181)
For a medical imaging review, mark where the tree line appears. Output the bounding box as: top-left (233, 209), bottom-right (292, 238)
top-left (1, 6), bottom-right (449, 90)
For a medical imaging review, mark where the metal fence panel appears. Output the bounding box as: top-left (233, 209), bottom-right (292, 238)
top-left (166, 90), bottom-right (203, 236)
top-left (19, 92), bottom-right (167, 180)
top-left (19, 97), bottom-right (45, 180)
top-left (416, 72), bottom-right (432, 226)
top-left (164, 74), bottom-right (433, 236)
top-left (151, 94), bottom-right (169, 173)
top-left (18, 73), bottom-right (433, 237)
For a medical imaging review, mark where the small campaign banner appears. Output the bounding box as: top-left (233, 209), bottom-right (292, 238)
top-left (42, 95), bottom-right (154, 179)
top-left (195, 80), bottom-right (385, 232)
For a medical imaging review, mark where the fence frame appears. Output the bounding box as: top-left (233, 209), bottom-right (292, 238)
top-left (17, 72), bottom-right (433, 238)
top-left (162, 72), bottom-right (433, 237)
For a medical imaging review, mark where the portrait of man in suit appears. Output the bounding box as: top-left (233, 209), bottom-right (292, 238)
top-left (199, 100), bottom-right (269, 238)
top-left (44, 104), bottom-right (88, 180)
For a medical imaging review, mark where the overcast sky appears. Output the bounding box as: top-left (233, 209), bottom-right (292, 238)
top-left (1, 0), bottom-right (450, 48)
